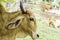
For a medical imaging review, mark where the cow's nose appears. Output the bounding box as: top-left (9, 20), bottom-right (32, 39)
top-left (37, 34), bottom-right (39, 38)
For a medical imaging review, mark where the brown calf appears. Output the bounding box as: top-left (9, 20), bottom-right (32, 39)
top-left (0, 1), bottom-right (39, 40)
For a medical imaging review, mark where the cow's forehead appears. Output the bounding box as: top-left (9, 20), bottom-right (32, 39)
top-left (26, 14), bottom-right (35, 19)
top-left (26, 10), bottom-right (35, 17)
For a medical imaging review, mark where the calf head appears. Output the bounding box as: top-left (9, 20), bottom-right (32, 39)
top-left (6, 1), bottom-right (39, 40)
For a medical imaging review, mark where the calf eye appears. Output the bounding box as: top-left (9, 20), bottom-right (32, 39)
top-left (29, 18), bottom-right (34, 21)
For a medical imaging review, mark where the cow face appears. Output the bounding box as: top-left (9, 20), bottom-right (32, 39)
top-left (19, 1), bottom-right (39, 39)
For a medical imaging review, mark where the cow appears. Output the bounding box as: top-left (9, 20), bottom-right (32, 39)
top-left (41, 3), bottom-right (52, 11)
top-left (48, 16), bottom-right (56, 28)
top-left (0, 1), bottom-right (39, 40)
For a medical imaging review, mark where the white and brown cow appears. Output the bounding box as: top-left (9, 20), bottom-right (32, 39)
top-left (0, 1), bottom-right (39, 40)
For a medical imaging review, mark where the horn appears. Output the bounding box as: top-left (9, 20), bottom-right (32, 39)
top-left (20, 1), bottom-right (26, 14)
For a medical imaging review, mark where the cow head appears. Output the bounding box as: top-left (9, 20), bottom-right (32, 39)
top-left (21, 1), bottom-right (40, 38)
top-left (6, 1), bottom-right (39, 40)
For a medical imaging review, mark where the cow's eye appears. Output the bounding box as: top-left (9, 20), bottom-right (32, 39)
top-left (29, 18), bottom-right (34, 21)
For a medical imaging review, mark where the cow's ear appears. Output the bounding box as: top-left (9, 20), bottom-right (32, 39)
top-left (6, 17), bottom-right (24, 29)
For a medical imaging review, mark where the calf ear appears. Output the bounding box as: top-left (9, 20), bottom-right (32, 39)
top-left (6, 23), bottom-right (16, 29)
top-left (6, 17), bottom-right (23, 29)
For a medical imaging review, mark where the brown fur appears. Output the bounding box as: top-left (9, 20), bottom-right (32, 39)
top-left (0, 3), bottom-right (37, 40)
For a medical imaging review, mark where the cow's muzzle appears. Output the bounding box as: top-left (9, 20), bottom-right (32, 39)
top-left (37, 34), bottom-right (39, 38)
top-left (33, 32), bottom-right (39, 39)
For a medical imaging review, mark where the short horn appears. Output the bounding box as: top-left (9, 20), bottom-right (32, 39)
top-left (20, 1), bottom-right (26, 14)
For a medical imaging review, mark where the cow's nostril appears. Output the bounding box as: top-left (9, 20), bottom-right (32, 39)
top-left (37, 34), bottom-right (39, 38)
